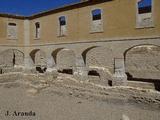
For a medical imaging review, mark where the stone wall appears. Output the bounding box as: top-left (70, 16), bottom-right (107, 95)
top-left (0, 37), bottom-right (160, 89)
top-left (0, 49), bottom-right (24, 68)
top-left (125, 45), bottom-right (160, 79)
top-left (85, 47), bottom-right (114, 73)
top-left (56, 49), bottom-right (76, 70)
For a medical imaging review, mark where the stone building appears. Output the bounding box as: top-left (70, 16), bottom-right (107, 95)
top-left (0, 0), bottom-right (160, 89)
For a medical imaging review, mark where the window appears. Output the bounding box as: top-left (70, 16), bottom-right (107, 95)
top-left (35, 22), bottom-right (40, 39)
top-left (59, 16), bottom-right (66, 26)
top-left (91, 9), bottom-right (103, 33)
top-left (92, 9), bottom-right (101, 21)
top-left (7, 22), bottom-right (17, 39)
top-left (59, 16), bottom-right (67, 36)
top-left (136, 0), bottom-right (153, 28)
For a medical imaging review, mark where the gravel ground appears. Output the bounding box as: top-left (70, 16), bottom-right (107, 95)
top-left (0, 73), bottom-right (159, 120)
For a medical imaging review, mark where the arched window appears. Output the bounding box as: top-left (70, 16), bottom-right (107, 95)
top-left (35, 22), bottom-right (40, 39)
top-left (91, 9), bottom-right (103, 33)
top-left (136, 0), bottom-right (153, 28)
top-left (58, 16), bottom-right (67, 36)
top-left (7, 22), bottom-right (17, 39)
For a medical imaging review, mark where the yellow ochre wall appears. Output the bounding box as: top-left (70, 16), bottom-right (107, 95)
top-left (0, 17), bottom-right (24, 45)
top-left (29, 0), bottom-right (160, 44)
top-left (0, 0), bottom-right (159, 45)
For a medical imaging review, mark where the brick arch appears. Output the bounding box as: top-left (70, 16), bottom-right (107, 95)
top-left (83, 46), bottom-right (114, 72)
top-left (30, 49), bottom-right (46, 66)
top-left (51, 48), bottom-right (64, 64)
top-left (124, 44), bottom-right (160, 61)
top-left (55, 48), bottom-right (76, 70)
top-left (82, 46), bottom-right (99, 64)
top-left (0, 49), bottom-right (24, 67)
top-left (124, 44), bottom-right (160, 79)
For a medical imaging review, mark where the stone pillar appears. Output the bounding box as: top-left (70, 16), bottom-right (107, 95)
top-left (46, 53), bottom-right (56, 72)
top-left (24, 20), bottom-right (34, 70)
top-left (113, 58), bottom-right (127, 86)
top-left (24, 53), bottom-right (34, 69)
top-left (24, 20), bottom-right (30, 46)
top-left (74, 54), bottom-right (88, 80)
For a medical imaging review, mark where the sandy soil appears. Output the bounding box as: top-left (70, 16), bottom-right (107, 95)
top-left (0, 73), bottom-right (160, 120)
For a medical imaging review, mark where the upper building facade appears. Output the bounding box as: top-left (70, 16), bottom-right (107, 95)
top-left (0, 0), bottom-right (159, 45)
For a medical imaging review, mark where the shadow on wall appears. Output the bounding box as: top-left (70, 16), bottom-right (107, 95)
top-left (30, 49), bottom-right (40, 64)
top-left (126, 72), bottom-right (160, 91)
top-left (82, 46), bottom-right (99, 64)
top-left (36, 66), bottom-right (47, 73)
top-left (58, 69), bottom-right (73, 75)
top-left (88, 70), bottom-right (100, 77)
top-left (30, 49), bottom-right (47, 73)
top-left (51, 48), bottom-right (64, 64)
top-left (124, 45), bottom-right (160, 91)
top-left (88, 69), bottom-right (113, 86)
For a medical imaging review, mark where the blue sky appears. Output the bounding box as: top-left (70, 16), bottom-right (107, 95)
top-left (0, 0), bottom-right (80, 16)
top-left (0, 0), bottom-right (151, 16)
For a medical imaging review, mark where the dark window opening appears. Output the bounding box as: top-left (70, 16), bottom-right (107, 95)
top-left (92, 9), bottom-right (101, 21)
top-left (59, 16), bottom-right (66, 26)
top-left (88, 70), bottom-right (100, 77)
top-left (35, 22), bottom-right (40, 28)
top-left (138, 0), bottom-right (152, 14)
top-left (58, 69), bottom-right (73, 75)
top-left (35, 22), bottom-right (40, 38)
top-left (138, 6), bottom-right (151, 14)
top-left (8, 23), bottom-right (16, 26)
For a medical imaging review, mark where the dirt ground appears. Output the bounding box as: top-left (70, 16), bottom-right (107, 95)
top-left (0, 73), bottom-right (160, 120)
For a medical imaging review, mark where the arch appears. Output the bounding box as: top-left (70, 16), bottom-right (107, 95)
top-left (82, 46), bottom-right (99, 64)
top-left (30, 49), bottom-right (40, 63)
top-left (30, 49), bottom-right (46, 66)
top-left (124, 44), bottom-right (160, 80)
top-left (82, 46), bottom-right (114, 72)
top-left (56, 48), bottom-right (76, 71)
top-left (0, 49), bottom-right (24, 67)
top-left (51, 48), bottom-right (64, 64)
top-left (124, 44), bottom-right (160, 61)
